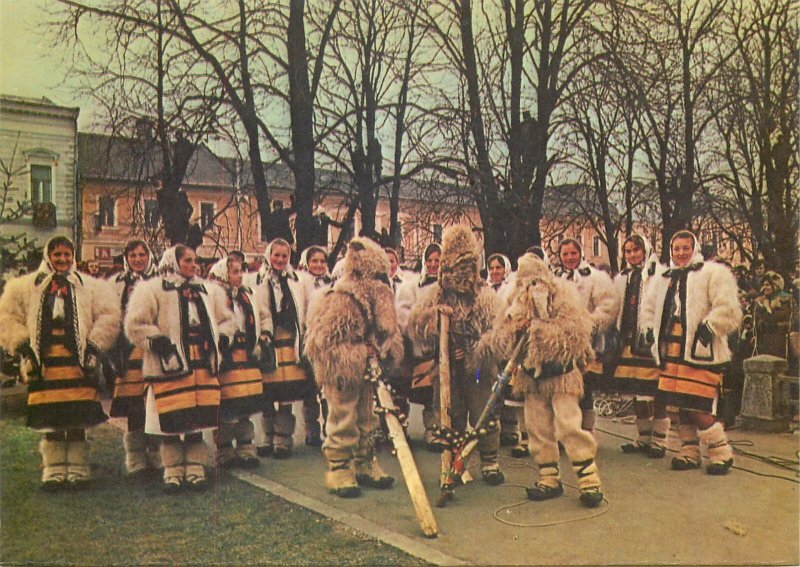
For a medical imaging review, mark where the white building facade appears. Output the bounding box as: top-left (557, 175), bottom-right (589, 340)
top-left (0, 95), bottom-right (80, 266)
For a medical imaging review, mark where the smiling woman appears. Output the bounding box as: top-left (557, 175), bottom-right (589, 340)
top-left (0, 235), bottom-right (121, 490)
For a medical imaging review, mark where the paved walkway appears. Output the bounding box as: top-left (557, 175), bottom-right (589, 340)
top-left (227, 403), bottom-right (799, 566)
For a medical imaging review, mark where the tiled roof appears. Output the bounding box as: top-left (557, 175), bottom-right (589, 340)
top-left (78, 132), bottom-right (234, 187)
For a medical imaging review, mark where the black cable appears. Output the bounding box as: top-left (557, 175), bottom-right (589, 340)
top-left (596, 426), bottom-right (799, 484)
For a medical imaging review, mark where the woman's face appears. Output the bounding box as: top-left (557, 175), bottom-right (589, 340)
top-left (488, 258), bottom-right (505, 283)
top-left (270, 244), bottom-right (291, 272)
top-left (386, 252), bottom-right (399, 277)
top-left (559, 243), bottom-right (581, 271)
top-left (425, 250), bottom-right (441, 276)
top-left (307, 251), bottom-right (327, 277)
top-left (48, 245), bottom-right (74, 274)
top-left (177, 249), bottom-right (197, 279)
top-left (227, 260), bottom-right (243, 288)
top-left (126, 245), bottom-right (150, 274)
top-left (761, 281), bottom-right (774, 297)
top-left (671, 237), bottom-right (694, 268)
top-left (623, 241), bottom-right (645, 268)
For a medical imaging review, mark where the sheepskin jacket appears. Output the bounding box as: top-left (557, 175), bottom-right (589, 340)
top-left (559, 263), bottom-right (619, 332)
top-left (396, 272), bottom-right (437, 333)
top-left (247, 269), bottom-right (308, 360)
top-left (492, 256), bottom-right (594, 399)
top-left (211, 281), bottom-right (274, 349)
top-left (407, 282), bottom-right (500, 379)
top-left (613, 255), bottom-right (664, 340)
top-left (641, 261), bottom-right (742, 367)
top-left (0, 271), bottom-right (120, 364)
top-left (304, 237), bottom-right (404, 390)
top-left (305, 278), bottom-right (404, 390)
top-left (124, 275), bottom-right (235, 380)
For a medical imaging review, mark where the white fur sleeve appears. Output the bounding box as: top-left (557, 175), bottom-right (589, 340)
top-left (124, 279), bottom-right (163, 349)
top-left (395, 278), bottom-right (417, 332)
top-left (0, 274), bottom-right (34, 352)
top-left (209, 284), bottom-right (235, 340)
top-left (704, 264), bottom-right (743, 337)
top-left (640, 276), bottom-right (660, 333)
top-left (86, 277), bottom-right (122, 351)
top-left (590, 270), bottom-right (620, 331)
top-left (253, 286), bottom-right (273, 336)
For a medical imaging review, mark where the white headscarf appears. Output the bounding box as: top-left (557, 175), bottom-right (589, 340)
top-left (37, 236), bottom-right (79, 282)
top-left (208, 256), bottom-right (232, 287)
top-left (556, 238), bottom-right (592, 280)
top-left (157, 245), bottom-right (201, 285)
top-left (158, 246), bottom-right (179, 277)
top-left (418, 242), bottom-right (442, 286)
top-left (119, 239), bottom-right (156, 281)
top-left (486, 253), bottom-right (512, 287)
top-left (621, 233), bottom-right (659, 285)
top-left (35, 236), bottom-right (81, 320)
top-left (259, 238), bottom-right (297, 281)
top-left (667, 230), bottom-right (704, 270)
top-left (297, 245), bottom-right (329, 275)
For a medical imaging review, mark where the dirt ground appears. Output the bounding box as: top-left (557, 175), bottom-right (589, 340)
top-left (237, 402), bottom-right (799, 566)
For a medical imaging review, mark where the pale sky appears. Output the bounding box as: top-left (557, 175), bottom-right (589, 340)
top-left (0, 0), bottom-right (95, 127)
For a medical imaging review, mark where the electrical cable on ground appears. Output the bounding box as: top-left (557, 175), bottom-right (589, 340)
top-left (596, 427), bottom-right (799, 484)
top-left (485, 457), bottom-right (611, 528)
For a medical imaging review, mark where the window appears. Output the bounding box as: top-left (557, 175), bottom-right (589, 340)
top-left (593, 236), bottom-right (602, 257)
top-left (98, 196), bottom-right (115, 227)
top-left (30, 165), bottom-right (52, 203)
top-left (144, 199), bottom-right (159, 228)
top-left (200, 202), bottom-right (215, 230)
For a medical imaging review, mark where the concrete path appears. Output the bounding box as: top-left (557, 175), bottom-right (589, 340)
top-left (231, 403), bottom-right (799, 566)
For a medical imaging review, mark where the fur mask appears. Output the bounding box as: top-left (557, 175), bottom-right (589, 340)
top-left (507, 254), bottom-right (556, 323)
top-left (439, 226), bottom-right (480, 294)
top-left (342, 237), bottom-right (390, 282)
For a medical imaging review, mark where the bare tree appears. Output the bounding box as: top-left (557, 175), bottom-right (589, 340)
top-left (418, 0), bottom-right (597, 261)
top-left (53, 0), bottom-right (223, 245)
top-left (601, 0), bottom-right (733, 261)
top-left (702, 0), bottom-right (798, 275)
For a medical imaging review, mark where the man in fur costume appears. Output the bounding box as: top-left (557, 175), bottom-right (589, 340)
top-left (407, 226), bottom-right (505, 485)
top-left (492, 253), bottom-right (604, 507)
top-left (304, 237), bottom-right (404, 497)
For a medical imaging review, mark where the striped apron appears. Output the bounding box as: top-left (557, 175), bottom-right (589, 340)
top-left (261, 325), bottom-right (313, 403)
top-left (219, 333), bottom-right (263, 420)
top-left (147, 327), bottom-right (221, 434)
top-left (28, 322), bottom-right (107, 431)
top-left (657, 319), bottom-right (722, 414)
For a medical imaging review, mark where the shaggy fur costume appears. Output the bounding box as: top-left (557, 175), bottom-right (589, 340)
top-left (304, 238), bottom-right (404, 390)
top-left (407, 226), bottom-right (502, 472)
top-left (407, 229), bottom-right (499, 384)
top-left (492, 254), bottom-right (595, 399)
top-left (491, 254), bottom-right (602, 501)
top-left (304, 237), bottom-right (403, 494)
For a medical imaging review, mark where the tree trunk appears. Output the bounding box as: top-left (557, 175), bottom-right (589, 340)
top-left (288, 0), bottom-right (316, 254)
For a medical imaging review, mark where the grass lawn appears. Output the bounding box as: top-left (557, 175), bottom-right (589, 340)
top-left (0, 417), bottom-right (426, 565)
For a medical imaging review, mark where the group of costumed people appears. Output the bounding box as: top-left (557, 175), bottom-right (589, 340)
top-left (0, 225), bottom-right (741, 509)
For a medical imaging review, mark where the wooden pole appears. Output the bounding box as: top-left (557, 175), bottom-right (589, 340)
top-left (436, 313), bottom-right (452, 507)
top-left (373, 375), bottom-right (438, 538)
top-left (442, 334), bottom-right (529, 489)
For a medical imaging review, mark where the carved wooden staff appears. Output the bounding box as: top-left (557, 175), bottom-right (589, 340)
top-left (367, 358), bottom-right (438, 538)
top-left (436, 312), bottom-right (453, 507)
top-left (437, 333), bottom-right (528, 506)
